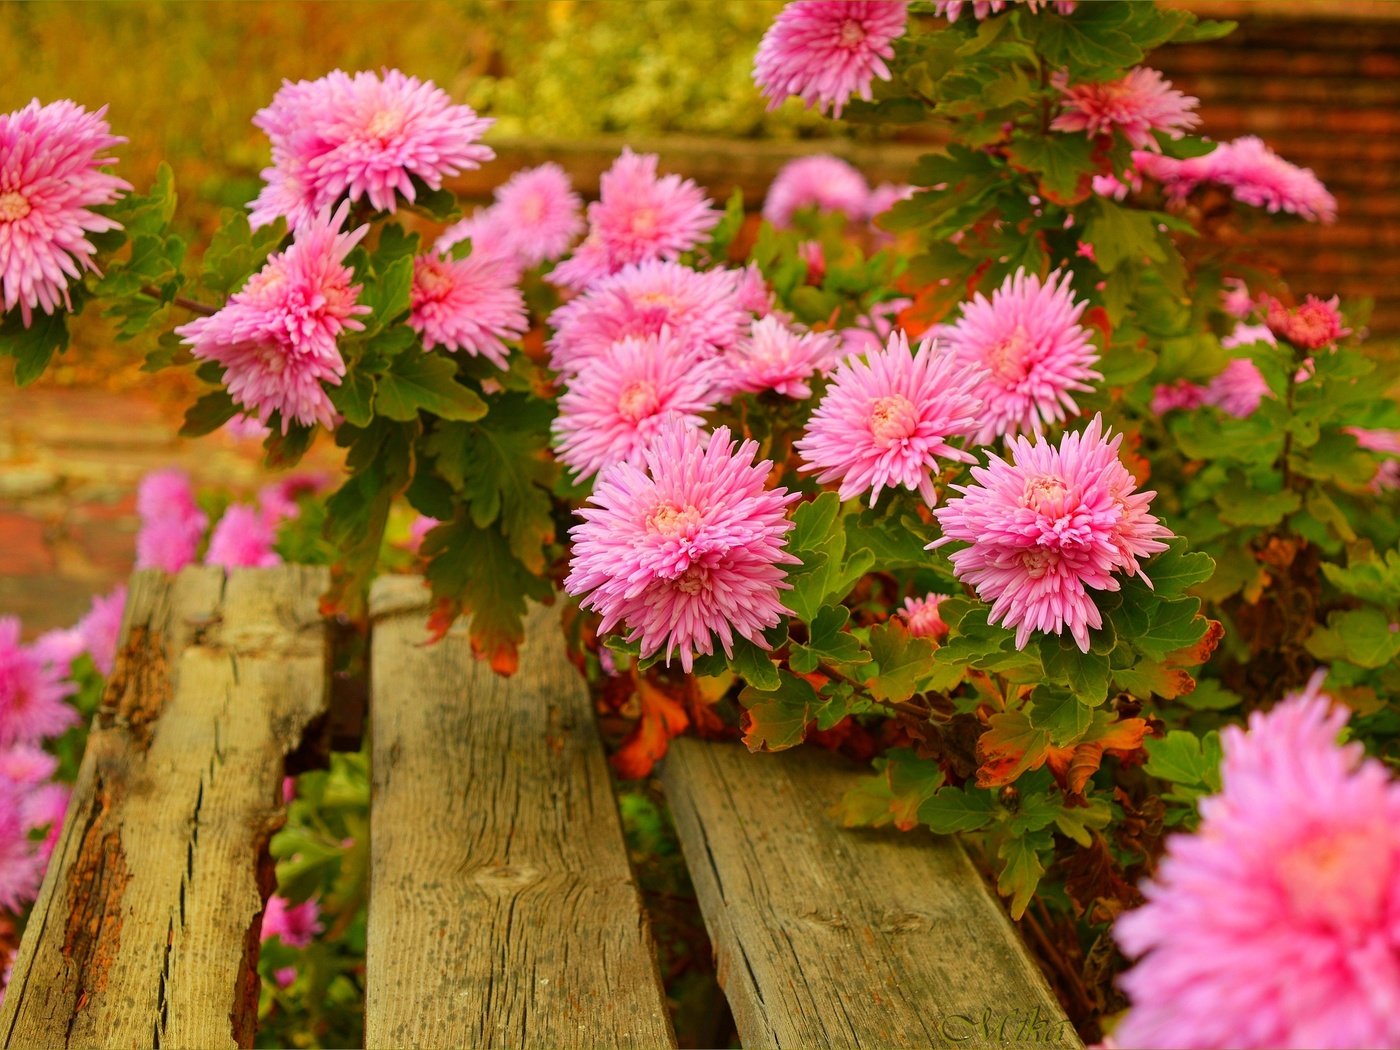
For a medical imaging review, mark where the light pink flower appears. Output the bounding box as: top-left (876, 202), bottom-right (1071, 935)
top-left (731, 263), bottom-right (776, 317)
top-left (0, 99), bottom-right (130, 326)
top-left (565, 420), bottom-right (800, 672)
top-left (866, 182), bottom-right (914, 222)
top-left (32, 628), bottom-right (86, 677)
top-left (1052, 67), bottom-right (1199, 152)
top-left (1149, 380), bottom-right (1208, 416)
top-left (720, 316), bottom-right (840, 400)
top-left (258, 473), bottom-right (323, 529)
top-left (223, 415), bottom-right (272, 442)
top-left (178, 203), bottom-right (370, 432)
top-left (0, 782), bottom-right (43, 913)
top-left (933, 0), bottom-right (1076, 19)
top-left (260, 895), bottom-right (323, 949)
top-left (1262, 294), bottom-right (1349, 350)
top-left (0, 746), bottom-right (57, 786)
top-left (1091, 170), bottom-right (1139, 200)
top-left (206, 505), bottom-right (282, 570)
top-left (1204, 358), bottom-right (1271, 419)
top-left (1347, 427), bottom-right (1400, 456)
top-left (931, 415), bottom-right (1172, 652)
top-left (1220, 278), bottom-right (1253, 319)
top-left (1220, 321), bottom-right (1276, 350)
top-left (900, 593), bottom-right (951, 639)
top-left (1131, 148), bottom-right (1215, 204)
top-left (480, 162), bottom-right (584, 268)
top-left (795, 330), bottom-right (983, 507)
top-left (23, 782), bottom-right (68, 862)
top-left (1115, 674), bottom-right (1400, 1049)
top-left (762, 154), bottom-right (871, 228)
top-left (249, 69), bottom-right (493, 231)
top-left (408, 515), bottom-right (440, 551)
top-left (408, 252), bottom-right (526, 370)
top-left (549, 149), bottom-right (719, 291)
top-left (945, 269), bottom-right (1101, 444)
top-left (77, 584), bottom-right (126, 677)
top-left (1209, 136), bottom-right (1337, 224)
top-left (754, 1), bottom-right (909, 118)
top-left (552, 332), bottom-right (721, 481)
top-left (0, 618), bottom-right (78, 748)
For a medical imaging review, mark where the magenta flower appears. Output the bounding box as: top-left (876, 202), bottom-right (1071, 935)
top-left (549, 150), bottom-right (719, 291)
top-left (933, 0), bottom-right (1076, 20)
top-left (0, 746), bottom-right (58, 787)
top-left (1205, 358), bottom-right (1271, 419)
top-left (258, 473), bottom-right (323, 529)
top-left (720, 316), bottom-right (841, 400)
top-left (135, 469), bottom-right (208, 574)
top-left (1263, 294), bottom-right (1349, 350)
top-left (32, 628), bottom-right (86, 678)
top-left (762, 154), bottom-right (871, 228)
top-left (866, 181), bottom-right (914, 222)
top-left (731, 263), bottom-right (776, 317)
top-left (178, 203), bottom-right (369, 432)
top-left (1052, 67), bottom-right (1199, 152)
top-left (23, 782), bottom-right (69, 862)
top-left (900, 593), bottom-right (951, 640)
top-left (931, 415), bottom-right (1172, 652)
top-left (0, 618), bottom-right (78, 748)
top-left (77, 584), bottom-right (127, 677)
top-left (408, 252), bottom-right (526, 370)
top-left (261, 895), bottom-right (323, 949)
top-left (1115, 674), bottom-right (1400, 1049)
top-left (795, 330), bottom-right (983, 507)
top-left (483, 163), bottom-right (584, 268)
top-left (1209, 136), bottom-right (1337, 224)
top-left (206, 505), bottom-right (282, 570)
top-left (1220, 277), bottom-right (1253, 319)
top-left (565, 419), bottom-right (800, 672)
top-left (0, 99), bottom-right (130, 327)
top-left (945, 269), bottom-right (1100, 444)
top-left (1347, 427), bottom-right (1400, 456)
top-left (249, 69), bottom-right (493, 231)
top-left (754, 1), bottom-right (909, 118)
top-left (1149, 379), bottom-right (1208, 416)
top-left (552, 332), bottom-right (721, 481)
top-left (0, 782), bottom-right (43, 913)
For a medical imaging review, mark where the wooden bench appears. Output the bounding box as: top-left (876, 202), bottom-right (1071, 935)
top-left (1, 568), bottom-right (1078, 1050)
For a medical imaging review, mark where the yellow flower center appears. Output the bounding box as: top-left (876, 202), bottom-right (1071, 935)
top-left (1023, 475), bottom-right (1069, 513)
top-left (415, 259), bottom-right (455, 300)
top-left (617, 379), bottom-right (660, 422)
top-left (839, 19), bottom-right (866, 47)
top-left (647, 501), bottom-right (702, 537)
top-left (1277, 828), bottom-right (1385, 929)
top-left (0, 191), bottom-right (31, 222)
top-left (987, 325), bottom-right (1035, 383)
top-left (365, 108), bottom-right (404, 142)
top-left (869, 394), bottom-right (918, 447)
top-left (630, 208), bottom-right (657, 236)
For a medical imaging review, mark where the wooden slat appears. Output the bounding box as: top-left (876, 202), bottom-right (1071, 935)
top-left (662, 740), bottom-right (1081, 1050)
top-left (1, 566), bottom-right (331, 1050)
top-left (365, 578), bottom-right (675, 1050)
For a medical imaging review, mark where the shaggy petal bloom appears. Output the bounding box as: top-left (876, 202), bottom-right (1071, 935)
top-left (1051, 67), bottom-right (1199, 151)
top-left (945, 269), bottom-right (1101, 444)
top-left (1220, 321), bottom-right (1276, 350)
top-left (755, 1), bottom-right (908, 117)
top-left (931, 416), bottom-right (1172, 652)
top-left (720, 316), bottom-right (840, 400)
top-left (552, 332), bottom-right (721, 481)
top-left (1149, 380), bottom-right (1208, 415)
top-left (0, 619), bottom-right (78, 748)
top-left (249, 69), bottom-right (493, 231)
top-left (32, 628), bottom-right (86, 677)
top-left (177, 203), bottom-right (370, 431)
top-left (0, 99), bottom-right (129, 326)
top-left (206, 505), bottom-right (282, 569)
top-left (1131, 148), bottom-right (1215, 204)
top-left (77, 585), bottom-right (126, 677)
top-left (1208, 136), bottom-right (1337, 224)
top-left (483, 163), bottom-right (583, 268)
top-left (1114, 675), bottom-right (1400, 1049)
top-left (0, 746), bottom-right (57, 789)
top-left (762, 154), bottom-right (871, 228)
top-left (900, 593), bottom-right (951, 639)
top-left (1205, 358), bottom-right (1271, 418)
top-left (261, 896), bottom-right (323, 949)
top-left (1263, 294), bottom-right (1349, 350)
top-left (795, 330), bottom-right (983, 507)
top-left (731, 263), bottom-right (776, 316)
top-left (565, 420), bottom-right (800, 671)
top-left (135, 469), bottom-right (208, 574)
top-left (549, 150), bottom-right (719, 291)
top-left (0, 783), bottom-right (42, 913)
top-left (23, 782), bottom-right (69, 862)
top-left (408, 252), bottom-right (526, 369)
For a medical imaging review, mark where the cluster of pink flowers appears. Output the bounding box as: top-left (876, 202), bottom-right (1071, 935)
top-left (407, 251), bottom-right (527, 369)
top-left (260, 893), bottom-right (324, 988)
top-left (1052, 67), bottom-right (1199, 151)
top-left (436, 163), bottom-right (583, 271)
top-left (932, 0), bottom-right (1076, 21)
top-left (1151, 355), bottom-right (1271, 421)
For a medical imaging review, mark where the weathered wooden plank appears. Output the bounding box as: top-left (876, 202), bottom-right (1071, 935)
top-left (662, 740), bottom-right (1081, 1050)
top-left (365, 577), bottom-right (675, 1050)
top-left (1, 566), bottom-right (331, 1050)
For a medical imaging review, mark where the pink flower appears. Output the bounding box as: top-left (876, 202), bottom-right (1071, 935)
top-left (477, 163), bottom-right (584, 268)
top-left (762, 154), bottom-right (871, 228)
top-left (205, 505), bottom-right (282, 569)
top-left (0, 618), bottom-right (78, 748)
top-left (754, 1), bottom-right (908, 118)
top-left (1204, 358), bottom-right (1271, 419)
top-left (1052, 67), bottom-right (1199, 152)
top-left (731, 263), bottom-right (776, 317)
top-left (223, 414), bottom-right (272, 442)
top-left (135, 467), bottom-right (208, 574)
top-left (249, 69), bottom-right (493, 231)
top-left (1208, 136), bottom-right (1337, 224)
top-left (1220, 278), bottom-right (1253, 319)
top-left (408, 515), bottom-right (440, 551)
top-left (0, 746), bottom-right (57, 786)
top-left (32, 628), bottom-right (86, 677)
top-left (77, 584), bottom-right (126, 677)
top-left (258, 473), bottom-right (323, 528)
top-left (1131, 148), bottom-right (1215, 204)
top-left (177, 203), bottom-right (370, 432)
top-left (720, 316), bottom-right (840, 400)
top-left (931, 415), bottom-right (1172, 652)
top-left (565, 420), bottom-right (800, 672)
top-left (1149, 380), bottom-right (1208, 416)
top-left (945, 269), bottom-right (1101, 444)
top-left (0, 782), bottom-right (43, 913)
top-left (0, 99), bottom-right (130, 326)
top-left (933, 0), bottom-right (1076, 20)
top-left (1263, 294), bottom-right (1349, 350)
top-left (1220, 321), bottom-right (1276, 350)
top-left (900, 593), bottom-right (951, 639)
top-left (23, 782), bottom-right (68, 862)
top-left (866, 181), bottom-right (914, 222)
top-left (797, 240), bottom-right (826, 284)
top-left (795, 330), bottom-right (983, 507)
top-left (1347, 427), bottom-right (1400, 456)
top-left (1091, 170), bottom-right (1140, 200)
top-left (260, 895), bottom-right (323, 949)
top-left (552, 332), bottom-right (721, 481)
top-left (549, 149), bottom-right (719, 291)
top-left (408, 252), bottom-right (526, 370)
top-left (1115, 674), bottom-right (1400, 1049)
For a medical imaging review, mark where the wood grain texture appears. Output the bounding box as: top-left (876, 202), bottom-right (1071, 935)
top-left (662, 740), bottom-right (1081, 1050)
top-left (365, 577), bottom-right (675, 1050)
top-left (0, 567), bottom-right (330, 1050)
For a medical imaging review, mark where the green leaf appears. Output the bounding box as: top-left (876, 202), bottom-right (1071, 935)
top-left (1039, 634), bottom-right (1111, 705)
top-left (201, 211), bottom-right (284, 295)
top-left (918, 785), bottom-right (997, 835)
top-left (181, 389), bottom-right (238, 437)
top-left (1215, 485), bottom-right (1301, 527)
top-left (1030, 686), bottom-right (1094, 746)
top-left (0, 309), bottom-right (69, 385)
top-left (1307, 607), bottom-right (1400, 669)
top-left (731, 635), bottom-right (781, 691)
top-left (741, 673), bottom-right (818, 752)
top-left (1322, 548), bottom-right (1400, 606)
top-left (864, 620), bottom-right (938, 704)
top-left (1085, 199), bottom-right (1165, 272)
top-left (1144, 540), bottom-right (1215, 597)
top-left (376, 351), bottom-right (488, 423)
top-left (328, 370), bottom-right (376, 428)
top-left (1145, 730), bottom-right (1222, 791)
top-left (365, 254), bottom-right (415, 331)
top-left (997, 834), bottom-right (1047, 920)
top-left (791, 604), bottom-right (870, 674)
top-left (1007, 134), bottom-right (1094, 202)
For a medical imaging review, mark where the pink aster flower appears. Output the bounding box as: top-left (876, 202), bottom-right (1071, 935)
top-left (1262, 294), bottom-right (1349, 350)
top-left (249, 69), bottom-right (493, 231)
top-left (258, 473), bottom-right (323, 529)
top-left (205, 505), bottom-right (282, 570)
top-left (720, 316), bottom-right (841, 400)
top-left (900, 593), bottom-right (951, 640)
top-left (1114, 673), bottom-right (1400, 1049)
top-left (408, 252), bottom-right (526, 370)
top-left (0, 746), bottom-right (58, 787)
top-left (565, 419), bottom-right (800, 672)
top-left (77, 584), bottom-right (126, 677)
top-left (762, 154), bottom-right (871, 228)
top-left (552, 331), bottom-right (721, 481)
top-left (945, 269), bottom-right (1101, 444)
top-left (0, 99), bottom-right (130, 326)
top-left (1204, 358), bottom-right (1271, 419)
top-left (1131, 148), bottom-right (1216, 204)
top-left (32, 628), bottom-right (86, 677)
top-left (754, 1), bottom-right (908, 118)
top-left (23, 782), bottom-right (69, 862)
top-left (408, 515), bottom-right (440, 551)
top-left (931, 415), bottom-right (1172, 652)
top-left (1052, 67), bottom-right (1199, 152)
top-left (731, 263), bottom-right (776, 317)
top-left (549, 149), bottom-right (719, 291)
top-left (223, 414), bottom-right (272, 442)
top-left (933, 0), bottom-right (1076, 20)
top-left (1347, 427), bottom-right (1400, 456)
top-left (1208, 136), bottom-right (1337, 224)
top-left (482, 163), bottom-right (584, 268)
top-left (0, 783), bottom-right (43, 914)
top-left (177, 203), bottom-right (370, 432)
top-left (1220, 321), bottom-right (1276, 350)
top-left (135, 462), bottom-right (208, 574)
top-left (795, 330), bottom-right (983, 507)
top-left (0, 618), bottom-right (78, 748)
top-left (1149, 379), bottom-right (1208, 416)
top-left (866, 181), bottom-right (914, 221)
top-left (1220, 278), bottom-right (1253, 319)
top-left (261, 895), bottom-right (323, 949)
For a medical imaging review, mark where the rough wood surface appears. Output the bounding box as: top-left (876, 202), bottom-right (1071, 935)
top-left (0, 567), bottom-right (330, 1050)
top-left (662, 740), bottom-right (1081, 1050)
top-left (365, 577), bottom-right (675, 1050)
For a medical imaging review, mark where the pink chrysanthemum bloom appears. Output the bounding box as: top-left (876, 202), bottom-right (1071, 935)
top-left (178, 203), bottom-right (370, 431)
top-left (1262, 293), bottom-right (1349, 350)
top-left (931, 415), bottom-right (1172, 652)
top-left (1115, 673), bottom-right (1400, 1049)
top-left (223, 414), bottom-right (272, 442)
top-left (258, 473), bottom-right (323, 529)
top-left (77, 584), bottom-right (126, 677)
top-left (866, 181), bottom-right (914, 221)
top-left (547, 260), bottom-right (748, 376)
top-left (1220, 321), bottom-right (1276, 351)
top-left (1204, 358), bottom-right (1271, 419)
top-left (0, 618), bottom-right (78, 748)
top-left (134, 469), bottom-right (208, 574)
top-left (23, 781), bottom-right (69, 862)
top-left (0, 99), bottom-right (130, 327)
top-left (1208, 136), bottom-right (1338, 224)
top-left (1091, 170), bottom-right (1140, 201)
top-left (408, 515), bottom-right (440, 552)
top-left (0, 745), bottom-right (58, 787)
top-left (408, 252), bottom-right (526, 370)
top-left (1051, 67), bottom-right (1199, 152)
top-left (1149, 379), bottom-right (1208, 416)
top-left (762, 154), bottom-right (871, 228)
top-left (945, 269), bottom-right (1101, 445)
top-left (249, 69), bottom-right (493, 231)
top-left (731, 263), bottom-right (776, 317)
top-left (933, 0), bottom-right (1075, 19)
top-left (721, 316), bottom-right (841, 400)
top-left (1131, 148), bottom-right (1215, 204)
top-left (261, 895), bottom-right (323, 949)
top-left (549, 149), bottom-right (719, 291)
top-left (754, 1), bottom-right (908, 117)
top-left (900, 593), bottom-right (951, 640)
top-left (32, 628), bottom-right (86, 677)
top-left (0, 783), bottom-right (43, 914)
top-left (795, 330), bottom-right (982, 507)
top-left (1347, 427), bottom-right (1400, 457)
top-left (482, 163), bottom-right (584, 268)
top-left (565, 419), bottom-right (800, 672)
top-left (552, 331), bottom-right (721, 481)
top-left (1220, 278), bottom-right (1253, 319)
top-left (205, 505), bottom-right (282, 570)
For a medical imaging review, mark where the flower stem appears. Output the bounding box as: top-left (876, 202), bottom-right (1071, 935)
top-left (141, 285), bottom-right (218, 317)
